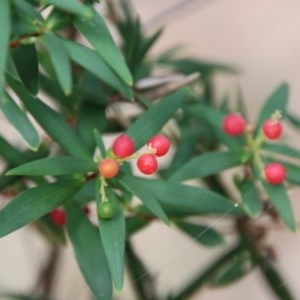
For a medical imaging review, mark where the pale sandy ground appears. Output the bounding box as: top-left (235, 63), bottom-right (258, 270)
top-left (1, 1), bottom-right (300, 299)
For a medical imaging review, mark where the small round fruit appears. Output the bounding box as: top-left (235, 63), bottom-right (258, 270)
top-left (50, 209), bottom-right (66, 226)
top-left (98, 158), bottom-right (119, 179)
top-left (83, 206), bottom-right (90, 216)
top-left (262, 119), bottom-right (282, 140)
top-left (112, 134), bottom-right (135, 158)
top-left (147, 135), bottom-right (171, 157)
top-left (265, 162), bottom-right (286, 185)
top-left (98, 202), bottom-right (114, 219)
top-left (223, 113), bottom-right (246, 136)
top-left (137, 154), bottom-right (158, 175)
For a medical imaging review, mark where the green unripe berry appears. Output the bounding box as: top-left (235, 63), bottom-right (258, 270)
top-left (98, 201), bottom-right (114, 219)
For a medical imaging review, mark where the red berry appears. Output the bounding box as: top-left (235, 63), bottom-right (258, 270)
top-left (265, 163), bottom-right (286, 185)
top-left (83, 206), bottom-right (90, 216)
top-left (137, 154), bottom-right (158, 175)
top-left (147, 135), bottom-right (171, 157)
top-left (98, 158), bottom-right (119, 179)
top-left (112, 134), bottom-right (135, 158)
top-left (223, 113), bottom-right (246, 136)
top-left (262, 119), bottom-right (282, 140)
top-left (50, 209), bottom-right (66, 226)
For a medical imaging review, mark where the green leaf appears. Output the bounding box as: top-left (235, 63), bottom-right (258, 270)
top-left (122, 176), bottom-right (243, 217)
top-left (41, 0), bottom-right (92, 18)
top-left (0, 134), bottom-right (28, 165)
top-left (65, 201), bottom-right (112, 299)
top-left (261, 181), bottom-right (296, 231)
top-left (62, 39), bottom-right (133, 99)
top-left (156, 181), bottom-right (243, 216)
top-left (74, 8), bottom-right (133, 86)
top-left (238, 178), bottom-right (263, 218)
top-left (210, 250), bottom-right (252, 286)
top-left (0, 180), bottom-right (81, 238)
top-left (259, 257), bottom-right (294, 300)
top-left (7, 76), bottom-right (91, 159)
top-left (11, 44), bottom-right (39, 95)
top-left (13, 0), bottom-right (44, 22)
top-left (127, 88), bottom-right (188, 149)
top-left (77, 102), bottom-right (107, 154)
top-left (255, 83), bottom-right (289, 136)
top-left (98, 188), bottom-right (126, 291)
top-left (286, 112), bottom-right (300, 129)
top-left (36, 215), bottom-right (66, 245)
top-left (7, 156), bottom-right (97, 176)
top-left (262, 143), bottom-right (300, 161)
top-left (0, 0), bottom-right (10, 96)
top-left (126, 216), bottom-right (149, 236)
top-left (93, 129), bottom-right (106, 158)
top-left (138, 28), bottom-right (163, 66)
top-left (176, 221), bottom-right (224, 247)
top-left (41, 32), bottom-right (72, 95)
top-left (39, 74), bottom-right (75, 112)
top-left (0, 173), bottom-right (19, 191)
top-left (170, 150), bottom-right (243, 182)
top-left (0, 92), bottom-right (40, 150)
top-left (119, 175), bottom-right (169, 225)
top-left (282, 162), bottom-right (300, 185)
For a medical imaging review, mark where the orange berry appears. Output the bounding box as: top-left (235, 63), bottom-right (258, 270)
top-left (98, 158), bottom-right (119, 179)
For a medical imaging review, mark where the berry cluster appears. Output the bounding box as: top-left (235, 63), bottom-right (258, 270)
top-left (222, 112), bottom-right (286, 185)
top-left (98, 134), bottom-right (171, 178)
top-left (97, 134), bottom-right (171, 220)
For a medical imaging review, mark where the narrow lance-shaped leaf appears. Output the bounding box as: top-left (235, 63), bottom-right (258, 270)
top-left (259, 257), bottom-right (294, 300)
top-left (0, 134), bottom-right (28, 165)
top-left (209, 250), bottom-right (252, 287)
top-left (97, 186), bottom-right (126, 291)
top-left (262, 143), bottom-right (300, 161)
top-left (93, 129), bottom-right (106, 158)
top-left (11, 43), bottom-right (39, 95)
top-left (77, 102), bottom-right (107, 154)
top-left (0, 180), bottom-right (81, 238)
top-left (176, 221), bottom-right (224, 247)
top-left (255, 83), bottom-right (289, 136)
top-left (62, 39), bottom-right (133, 100)
top-left (143, 179), bottom-right (244, 216)
top-left (261, 181), bottom-right (296, 231)
top-left (65, 201), bottom-right (113, 300)
top-left (7, 156), bottom-right (97, 176)
top-left (127, 88), bottom-right (188, 149)
top-left (41, 32), bottom-right (72, 95)
top-left (238, 178), bottom-right (263, 218)
top-left (13, 0), bottom-right (44, 22)
top-left (0, 0), bottom-right (10, 97)
top-left (7, 75), bottom-right (91, 159)
top-left (74, 7), bottom-right (133, 85)
top-left (37, 215), bottom-right (66, 245)
top-left (119, 175), bottom-right (169, 225)
top-left (40, 0), bottom-right (92, 18)
top-left (0, 92), bottom-right (40, 150)
top-left (169, 150), bottom-right (243, 182)
top-left (283, 161), bottom-right (300, 185)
